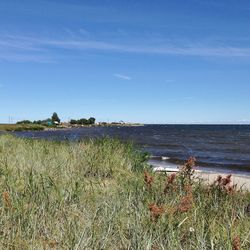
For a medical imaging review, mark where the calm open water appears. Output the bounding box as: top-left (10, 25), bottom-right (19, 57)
top-left (13, 125), bottom-right (250, 175)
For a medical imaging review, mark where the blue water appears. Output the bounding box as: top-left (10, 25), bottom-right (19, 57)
top-left (12, 125), bottom-right (250, 175)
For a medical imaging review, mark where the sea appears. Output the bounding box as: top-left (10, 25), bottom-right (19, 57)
top-left (12, 125), bottom-right (250, 175)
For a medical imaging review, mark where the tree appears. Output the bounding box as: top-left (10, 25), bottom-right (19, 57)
top-left (69, 117), bottom-right (96, 125)
top-left (88, 117), bottom-right (96, 125)
top-left (70, 119), bottom-right (77, 125)
top-left (78, 118), bottom-right (88, 125)
top-left (33, 120), bottom-right (42, 124)
top-left (51, 112), bottom-right (60, 124)
top-left (16, 120), bottom-right (32, 124)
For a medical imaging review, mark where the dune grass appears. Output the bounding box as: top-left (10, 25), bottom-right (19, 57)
top-left (0, 124), bottom-right (45, 132)
top-left (0, 134), bottom-right (249, 249)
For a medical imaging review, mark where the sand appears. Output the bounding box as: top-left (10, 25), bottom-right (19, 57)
top-left (195, 171), bottom-right (250, 190)
top-left (153, 166), bottom-right (250, 190)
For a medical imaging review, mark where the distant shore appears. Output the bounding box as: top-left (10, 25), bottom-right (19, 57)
top-left (44, 123), bottom-right (144, 131)
top-left (0, 122), bottom-right (144, 132)
top-left (0, 123), bottom-right (45, 132)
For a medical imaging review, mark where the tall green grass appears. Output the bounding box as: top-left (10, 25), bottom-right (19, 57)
top-left (0, 134), bottom-right (249, 249)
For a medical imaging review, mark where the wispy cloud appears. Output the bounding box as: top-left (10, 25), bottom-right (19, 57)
top-left (1, 33), bottom-right (250, 63)
top-left (0, 52), bottom-right (54, 63)
top-left (113, 73), bottom-right (132, 80)
top-left (40, 38), bottom-right (250, 57)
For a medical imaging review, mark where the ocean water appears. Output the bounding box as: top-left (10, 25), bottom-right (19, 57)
top-left (13, 125), bottom-right (250, 175)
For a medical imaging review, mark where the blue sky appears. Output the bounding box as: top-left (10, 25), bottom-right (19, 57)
top-left (0, 0), bottom-right (250, 124)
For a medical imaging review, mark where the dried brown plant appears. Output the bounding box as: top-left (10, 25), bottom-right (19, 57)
top-left (222, 174), bottom-right (232, 186)
top-left (144, 170), bottom-right (153, 189)
top-left (2, 191), bottom-right (12, 209)
top-left (184, 184), bottom-right (193, 195)
top-left (213, 174), bottom-right (236, 193)
top-left (164, 173), bottom-right (176, 194)
top-left (149, 203), bottom-right (165, 221)
top-left (180, 157), bottom-right (197, 181)
top-left (178, 194), bottom-right (193, 213)
top-left (232, 235), bottom-right (241, 250)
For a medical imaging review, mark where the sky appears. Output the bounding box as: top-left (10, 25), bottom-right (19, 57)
top-left (0, 0), bottom-right (250, 124)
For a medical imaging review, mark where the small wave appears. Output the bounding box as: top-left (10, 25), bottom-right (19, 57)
top-left (162, 156), bottom-right (170, 161)
top-left (149, 155), bottom-right (170, 161)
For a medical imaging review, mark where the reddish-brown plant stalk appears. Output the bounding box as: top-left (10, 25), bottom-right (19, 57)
top-left (164, 173), bottom-right (177, 194)
top-left (232, 235), bottom-right (241, 250)
top-left (178, 193), bottom-right (193, 213)
top-left (180, 157), bottom-right (197, 181)
top-left (213, 174), bottom-right (236, 193)
top-left (2, 191), bottom-right (12, 209)
top-left (149, 203), bottom-right (165, 221)
top-left (144, 170), bottom-right (153, 189)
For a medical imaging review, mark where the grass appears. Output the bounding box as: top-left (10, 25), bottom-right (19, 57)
top-left (0, 134), bottom-right (249, 249)
top-left (0, 124), bottom-right (45, 132)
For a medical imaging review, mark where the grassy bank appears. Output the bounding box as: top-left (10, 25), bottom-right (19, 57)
top-left (0, 124), bottom-right (45, 132)
top-left (0, 135), bottom-right (249, 249)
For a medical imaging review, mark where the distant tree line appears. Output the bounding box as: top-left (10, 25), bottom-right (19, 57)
top-left (17, 113), bottom-right (96, 126)
top-left (17, 112), bottom-right (61, 126)
top-left (16, 120), bottom-right (33, 124)
top-left (70, 117), bottom-right (95, 125)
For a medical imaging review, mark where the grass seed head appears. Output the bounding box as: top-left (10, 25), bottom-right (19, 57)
top-left (232, 235), bottom-right (241, 250)
top-left (164, 173), bottom-right (177, 194)
top-left (180, 156), bottom-right (197, 180)
top-left (144, 170), bottom-right (153, 189)
top-left (2, 191), bottom-right (12, 209)
top-left (178, 194), bottom-right (193, 213)
top-left (221, 174), bottom-right (232, 186)
top-left (149, 203), bottom-right (165, 221)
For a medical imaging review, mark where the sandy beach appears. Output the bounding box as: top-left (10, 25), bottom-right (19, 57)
top-left (196, 171), bottom-right (250, 190)
top-left (152, 165), bottom-right (250, 190)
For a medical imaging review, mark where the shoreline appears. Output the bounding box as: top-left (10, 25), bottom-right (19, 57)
top-left (195, 171), bottom-right (250, 190)
top-left (44, 123), bottom-right (144, 130)
top-left (149, 158), bottom-right (250, 176)
top-left (152, 164), bottom-right (250, 190)
top-left (0, 123), bottom-right (144, 132)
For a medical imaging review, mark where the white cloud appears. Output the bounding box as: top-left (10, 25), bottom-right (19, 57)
top-left (113, 73), bottom-right (132, 80)
top-left (1, 33), bottom-right (250, 63)
top-left (41, 38), bottom-right (250, 57)
top-left (0, 52), bottom-right (54, 63)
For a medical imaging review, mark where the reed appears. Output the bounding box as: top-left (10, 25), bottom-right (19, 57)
top-left (0, 134), bottom-right (249, 249)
